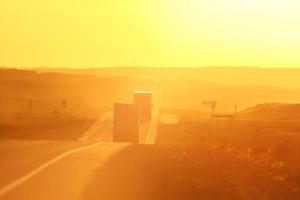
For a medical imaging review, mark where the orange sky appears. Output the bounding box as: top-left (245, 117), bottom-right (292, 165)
top-left (1, 0), bottom-right (300, 68)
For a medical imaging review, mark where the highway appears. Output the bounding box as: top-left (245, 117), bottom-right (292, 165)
top-left (78, 111), bottom-right (113, 142)
top-left (0, 138), bottom-right (296, 199)
top-left (0, 89), bottom-right (161, 199)
top-left (0, 92), bottom-right (298, 199)
top-left (0, 142), bottom-right (130, 200)
top-left (0, 140), bottom-right (87, 189)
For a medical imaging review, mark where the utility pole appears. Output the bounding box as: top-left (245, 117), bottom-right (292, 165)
top-left (234, 104), bottom-right (237, 117)
top-left (28, 99), bottom-right (32, 113)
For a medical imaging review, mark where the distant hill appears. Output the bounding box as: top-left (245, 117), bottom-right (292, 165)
top-left (0, 69), bottom-right (153, 113)
top-left (239, 103), bottom-right (300, 120)
top-left (35, 67), bottom-right (300, 88)
top-left (2, 68), bottom-right (300, 113)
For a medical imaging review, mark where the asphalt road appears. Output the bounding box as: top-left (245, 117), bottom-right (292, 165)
top-left (0, 141), bottom-right (130, 200)
top-left (0, 91), bottom-right (161, 199)
top-left (0, 140), bottom-right (87, 189)
top-left (78, 111), bottom-right (114, 142)
top-left (1, 140), bottom-right (298, 200)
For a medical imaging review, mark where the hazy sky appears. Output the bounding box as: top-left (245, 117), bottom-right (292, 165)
top-left (1, 0), bottom-right (300, 68)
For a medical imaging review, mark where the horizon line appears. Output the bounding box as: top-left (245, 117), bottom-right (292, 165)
top-left (2, 66), bottom-right (300, 70)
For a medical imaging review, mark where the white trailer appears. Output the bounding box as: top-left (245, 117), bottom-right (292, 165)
top-left (134, 91), bottom-right (152, 121)
top-left (113, 103), bottom-right (140, 143)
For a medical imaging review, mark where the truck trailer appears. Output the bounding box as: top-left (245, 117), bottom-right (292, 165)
top-left (113, 103), bottom-right (140, 143)
top-left (134, 91), bottom-right (152, 121)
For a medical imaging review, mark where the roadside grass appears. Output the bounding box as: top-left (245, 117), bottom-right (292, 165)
top-left (156, 108), bottom-right (300, 194)
top-left (0, 109), bottom-right (109, 140)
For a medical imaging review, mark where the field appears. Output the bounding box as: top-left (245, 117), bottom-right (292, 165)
top-left (1, 68), bottom-right (300, 199)
top-left (0, 111), bottom-right (105, 140)
top-left (155, 108), bottom-right (300, 198)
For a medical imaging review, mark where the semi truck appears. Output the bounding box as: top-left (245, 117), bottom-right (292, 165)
top-left (113, 103), bottom-right (140, 143)
top-left (134, 91), bottom-right (152, 121)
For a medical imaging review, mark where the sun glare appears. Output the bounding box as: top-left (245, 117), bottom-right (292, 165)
top-left (1, 0), bottom-right (300, 67)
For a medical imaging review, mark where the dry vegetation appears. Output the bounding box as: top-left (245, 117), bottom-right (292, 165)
top-left (0, 69), bottom-right (152, 140)
top-left (0, 112), bottom-right (98, 140)
top-left (1, 68), bottom-right (300, 199)
top-left (156, 107), bottom-right (300, 198)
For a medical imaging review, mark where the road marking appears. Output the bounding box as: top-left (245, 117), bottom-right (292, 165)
top-left (0, 142), bottom-right (104, 198)
top-left (78, 111), bottom-right (112, 141)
